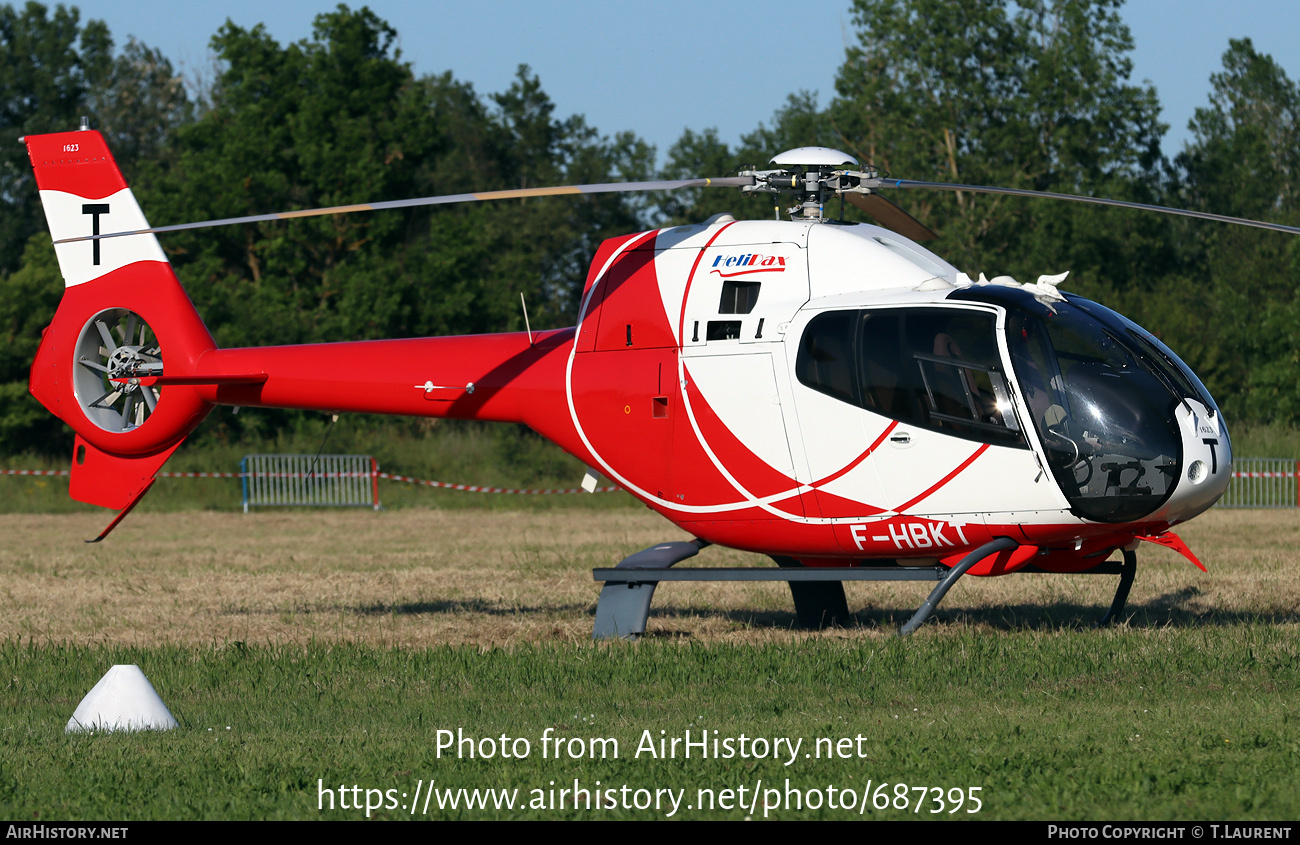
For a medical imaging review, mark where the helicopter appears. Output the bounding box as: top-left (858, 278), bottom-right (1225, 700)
top-left (23, 128), bottom-right (1300, 634)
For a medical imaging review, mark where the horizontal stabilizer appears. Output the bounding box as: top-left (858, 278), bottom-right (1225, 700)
top-left (111, 373), bottom-right (267, 387)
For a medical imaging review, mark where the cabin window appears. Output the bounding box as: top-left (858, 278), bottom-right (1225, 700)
top-left (794, 310), bottom-right (858, 404)
top-left (796, 307), bottom-right (1025, 448)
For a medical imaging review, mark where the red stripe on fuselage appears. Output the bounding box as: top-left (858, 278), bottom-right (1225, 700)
top-left (812, 421), bottom-right (898, 487)
top-left (195, 329), bottom-right (572, 425)
top-left (676, 222), bottom-right (736, 347)
top-left (810, 487), bottom-right (888, 519)
top-left (709, 267), bottom-right (786, 279)
top-left (679, 365), bottom-right (804, 512)
top-left (894, 444), bottom-right (990, 513)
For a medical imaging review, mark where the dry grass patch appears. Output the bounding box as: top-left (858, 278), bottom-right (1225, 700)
top-left (1, 508), bottom-right (1296, 647)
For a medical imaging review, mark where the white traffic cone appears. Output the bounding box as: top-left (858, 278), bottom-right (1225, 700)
top-left (66, 665), bottom-right (178, 733)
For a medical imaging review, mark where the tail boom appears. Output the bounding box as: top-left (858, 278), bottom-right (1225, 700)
top-left (190, 328), bottom-right (575, 426)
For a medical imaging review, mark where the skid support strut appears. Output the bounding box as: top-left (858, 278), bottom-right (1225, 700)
top-left (771, 555), bottom-right (851, 629)
top-left (897, 537), bottom-right (1019, 636)
top-left (1097, 548), bottom-right (1138, 626)
top-left (591, 540), bottom-right (709, 639)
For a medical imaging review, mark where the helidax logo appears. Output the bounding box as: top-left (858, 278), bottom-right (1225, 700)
top-left (709, 252), bottom-right (788, 278)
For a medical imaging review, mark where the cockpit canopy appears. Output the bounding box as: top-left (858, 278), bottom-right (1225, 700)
top-left (796, 285), bottom-right (1219, 523)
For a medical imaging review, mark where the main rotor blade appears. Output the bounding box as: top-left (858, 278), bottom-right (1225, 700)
top-left (844, 192), bottom-right (939, 241)
top-left (867, 178), bottom-right (1300, 236)
top-left (53, 176), bottom-right (756, 244)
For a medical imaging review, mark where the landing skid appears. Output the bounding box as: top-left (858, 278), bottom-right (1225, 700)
top-left (592, 541), bottom-right (1142, 638)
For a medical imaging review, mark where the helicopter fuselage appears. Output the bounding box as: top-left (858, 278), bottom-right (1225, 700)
top-left (23, 130), bottom-right (1230, 569)
top-left (178, 216), bottom-right (1232, 576)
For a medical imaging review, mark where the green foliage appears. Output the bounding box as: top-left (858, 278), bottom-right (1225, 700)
top-left (0, 4), bottom-right (192, 455)
top-left (142, 10), bottom-right (449, 349)
top-left (0, 235), bottom-right (66, 454)
top-left (1180, 39), bottom-right (1300, 219)
top-left (136, 9), bottom-right (654, 444)
top-left (0, 3), bottom-right (111, 273)
top-left (89, 38), bottom-right (193, 181)
top-left (1173, 39), bottom-right (1300, 424)
top-left (830, 0), bottom-right (1170, 284)
top-left (1229, 422), bottom-right (1300, 459)
top-left (145, 13), bottom-right (652, 353)
top-left (0, 5), bottom-right (658, 453)
top-left (656, 94), bottom-right (837, 226)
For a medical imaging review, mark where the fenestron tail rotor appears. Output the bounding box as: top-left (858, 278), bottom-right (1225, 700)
top-left (73, 309), bottom-right (163, 433)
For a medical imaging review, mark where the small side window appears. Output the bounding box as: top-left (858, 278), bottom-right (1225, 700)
top-left (719, 281), bottom-right (760, 314)
top-left (706, 320), bottom-right (742, 341)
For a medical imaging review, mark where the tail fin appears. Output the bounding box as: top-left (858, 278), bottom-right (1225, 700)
top-left (25, 129), bottom-right (216, 517)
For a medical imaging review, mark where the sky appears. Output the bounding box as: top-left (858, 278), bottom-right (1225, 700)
top-left (57, 0), bottom-right (1300, 164)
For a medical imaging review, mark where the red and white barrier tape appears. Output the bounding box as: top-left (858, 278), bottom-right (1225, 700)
top-left (1, 467), bottom-right (619, 494)
top-left (376, 472), bottom-right (617, 494)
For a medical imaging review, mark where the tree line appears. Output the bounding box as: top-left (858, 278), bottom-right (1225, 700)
top-left (1, 0), bottom-right (1297, 456)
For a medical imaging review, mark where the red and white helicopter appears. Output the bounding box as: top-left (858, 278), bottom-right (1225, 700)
top-left (23, 128), bottom-right (1299, 635)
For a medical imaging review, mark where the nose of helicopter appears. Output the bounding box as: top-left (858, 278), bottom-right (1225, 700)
top-left (1154, 399), bottom-right (1232, 524)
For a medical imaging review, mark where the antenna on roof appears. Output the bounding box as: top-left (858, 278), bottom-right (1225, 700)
top-left (520, 292), bottom-right (533, 346)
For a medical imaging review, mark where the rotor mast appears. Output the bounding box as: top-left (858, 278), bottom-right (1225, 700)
top-left (740, 146), bottom-right (865, 220)
top-left (740, 147), bottom-right (941, 240)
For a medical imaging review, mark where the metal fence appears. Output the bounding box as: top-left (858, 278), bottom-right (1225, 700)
top-left (240, 454), bottom-right (379, 513)
top-left (1217, 457), bottom-right (1298, 508)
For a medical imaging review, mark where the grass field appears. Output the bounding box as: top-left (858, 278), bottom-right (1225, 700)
top-left (1, 508), bottom-right (1297, 820)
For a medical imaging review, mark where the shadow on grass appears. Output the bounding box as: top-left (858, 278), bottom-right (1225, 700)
top-left (352, 599), bottom-right (593, 617)
top-left (618, 590), bottom-right (1300, 634)
top-left (247, 586), bottom-right (1296, 634)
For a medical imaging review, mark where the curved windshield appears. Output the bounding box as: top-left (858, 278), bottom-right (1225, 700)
top-left (1067, 296), bottom-right (1228, 450)
top-left (957, 287), bottom-right (1183, 522)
